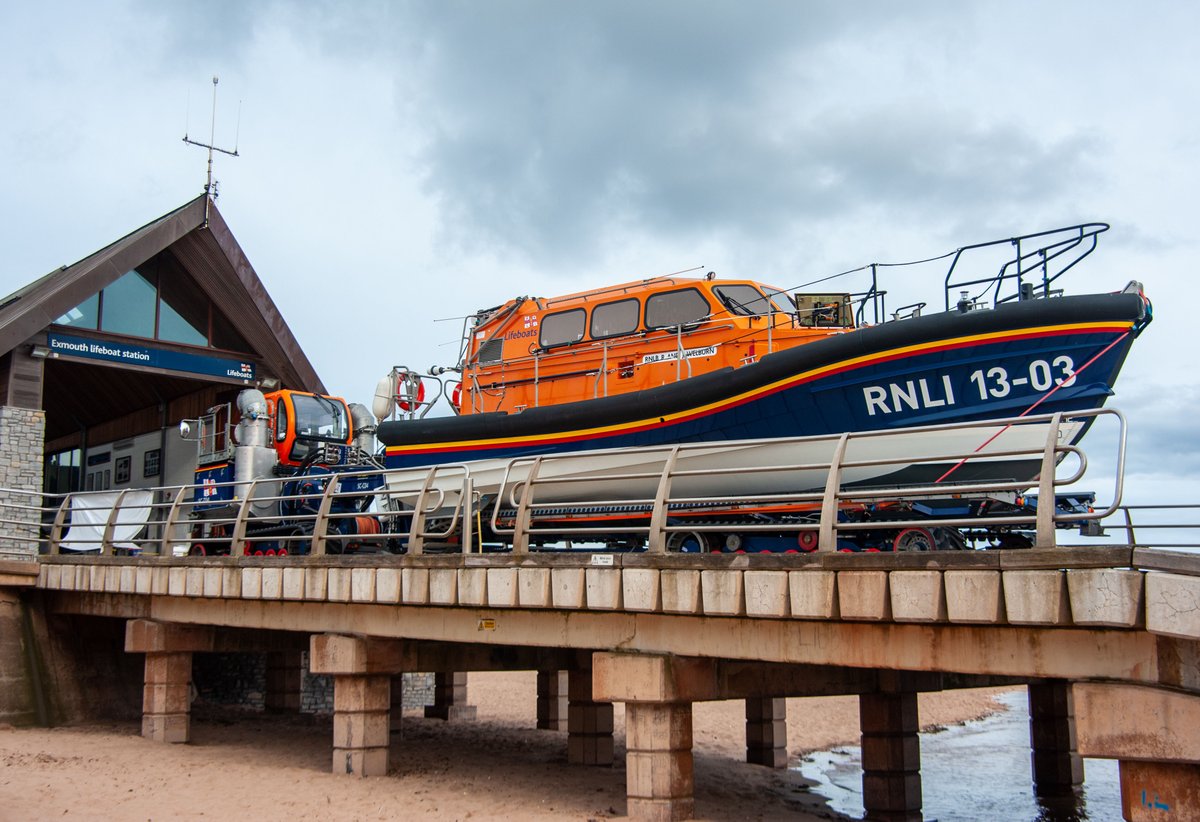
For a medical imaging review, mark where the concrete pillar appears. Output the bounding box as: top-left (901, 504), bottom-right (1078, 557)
top-left (265, 651), bottom-right (303, 713)
top-left (309, 634), bottom-right (404, 777)
top-left (1028, 681), bottom-right (1083, 797)
top-left (859, 691), bottom-right (922, 822)
top-left (389, 674), bottom-right (405, 735)
top-left (125, 620), bottom-right (214, 745)
top-left (567, 668), bottom-right (614, 766)
top-left (594, 653), bottom-right (719, 821)
top-left (537, 669), bottom-right (568, 731)
top-left (142, 652), bottom-right (193, 743)
top-left (424, 671), bottom-right (477, 721)
top-left (745, 697), bottom-right (787, 768)
top-left (626, 702), bottom-right (694, 822)
top-left (1120, 761), bottom-right (1200, 821)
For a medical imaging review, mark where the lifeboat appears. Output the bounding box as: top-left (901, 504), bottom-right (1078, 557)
top-left (376, 222), bottom-right (1150, 495)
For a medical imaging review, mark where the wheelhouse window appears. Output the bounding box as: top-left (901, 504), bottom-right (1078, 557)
top-left (645, 288), bottom-right (710, 330)
top-left (539, 309), bottom-right (586, 348)
top-left (291, 394), bottom-right (348, 441)
top-left (590, 298), bottom-right (640, 339)
top-left (713, 284), bottom-right (773, 318)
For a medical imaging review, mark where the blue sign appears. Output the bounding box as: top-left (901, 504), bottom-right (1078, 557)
top-left (46, 332), bottom-right (255, 382)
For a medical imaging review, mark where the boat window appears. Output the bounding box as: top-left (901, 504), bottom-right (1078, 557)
top-left (590, 298), bottom-right (640, 339)
top-left (713, 285), bottom-right (773, 318)
top-left (645, 288), bottom-right (711, 330)
top-left (539, 308), bottom-right (587, 348)
top-left (291, 394), bottom-right (348, 441)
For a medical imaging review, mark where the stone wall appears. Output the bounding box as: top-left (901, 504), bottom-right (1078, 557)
top-left (0, 407), bottom-right (45, 559)
top-left (192, 651), bottom-right (435, 715)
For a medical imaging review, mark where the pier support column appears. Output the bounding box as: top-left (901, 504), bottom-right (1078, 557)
top-left (595, 652), bottom-right (719, 821)
top-left (389, 674), bottom-right (405, 735)
top-left (424, 672), bottom-right (477, 721)
top-left (745, 697), bottom-right (787, 768)
top-left (309, 635), bottom-right (404, 777)
top-left (537, 669), bottom-right (569, 731)
top-left (124, 619), bottom-right (214, 744)
top-left (859, 690), bottom-right (922, 822)
top-left (1028, 681), bottom-right (1083, 797)
top-left (1074, 682), bottom-right (1200, 822)
top-left (265, 651), bottom-right (303, 713)
top-left (567, 668), bottom-right (614, 765)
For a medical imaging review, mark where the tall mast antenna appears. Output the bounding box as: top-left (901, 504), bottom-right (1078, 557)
top-left (182, 76), bottom-right (240, 201)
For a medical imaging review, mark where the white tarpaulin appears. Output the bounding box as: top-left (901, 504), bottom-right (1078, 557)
top-left (60, 490), bottom-right (155, 553)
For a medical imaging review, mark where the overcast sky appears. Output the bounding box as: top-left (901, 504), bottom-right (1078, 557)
top-left (2, 1), bottom-right (1197, 510)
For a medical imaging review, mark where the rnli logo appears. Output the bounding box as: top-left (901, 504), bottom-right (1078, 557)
top-left (523, 315), bottom-right (539, 329)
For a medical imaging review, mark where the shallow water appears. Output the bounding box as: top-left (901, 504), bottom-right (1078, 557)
top-left (798, 691), bottom-right (1122, 821)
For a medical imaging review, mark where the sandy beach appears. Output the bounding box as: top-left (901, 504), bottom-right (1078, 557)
top-left (0, 672), bottom-right (1013, 821)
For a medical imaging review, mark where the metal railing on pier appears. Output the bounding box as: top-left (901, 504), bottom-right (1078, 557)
top-left (0, 408), bottom-right (1139, 559)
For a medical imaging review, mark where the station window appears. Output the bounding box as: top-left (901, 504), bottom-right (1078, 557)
top-left (645, 288), bottom-right (711, 330)
top-left (713, 284), bottom-right (773, 317)
top-left (590, 298), bottom-right (640, 339)
top-left (51, 251), bottom-right (251, 353)
top-left (44, 448), bottom-right (82, 494)
top-left (539, 309), bottom-right (586, 348)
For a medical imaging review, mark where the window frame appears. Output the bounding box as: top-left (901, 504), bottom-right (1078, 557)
top-left (589, 297), bottom-right (641, 340)
top-left (538, 308), bottom-right (587, 349)
top-left (643, 287), bottom-right (712, 331)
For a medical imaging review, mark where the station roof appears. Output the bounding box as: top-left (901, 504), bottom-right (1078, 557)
top-left (0, 195), bottom-right (327, 441)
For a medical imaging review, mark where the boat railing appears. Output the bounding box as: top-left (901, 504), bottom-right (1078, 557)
top-left (491, 408), bottom-right (1127, 553)
top-left (942, 222), bottom-right (1109, 311)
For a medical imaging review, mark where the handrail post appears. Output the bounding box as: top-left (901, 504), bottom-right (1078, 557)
top-left (511, 458), bottom-right (542, 555)
top-left (818, 433), bottom-right (850, 552)
top-left (101, 488), bottom-right (131, 557)
top-left (229, 480), bottom-right (259, 558)
top-left (1034, 413), bottom-right (1064, 548)
top-left (1123, 508), bottom-right (1137, 547)
top-left (159, 485), bottom-right (190, 557)
top-left (407, 468), bottom-right (440, 556)
top-left (648, 447), bottom-right (681, 554)
top-left (48, 494), bottom-right (71, 555)
top-left (309, 475), bottom-right (341, 557)
top-left (461, 476), bottom-right (475, 554)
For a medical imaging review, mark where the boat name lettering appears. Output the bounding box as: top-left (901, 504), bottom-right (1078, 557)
top-left (967, 356), bottom-right (1076, 399)
top-left (642, 345), bottom-right (718, 365)
top-left (863, 375), bottom-right (957, 416)
top-left (863, 355), bottom-right (1078, 416)
top-left (504, 328), bottom-right (539, 341)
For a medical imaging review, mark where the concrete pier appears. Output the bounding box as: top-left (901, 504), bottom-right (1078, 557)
top-left (567, 668), bottom-right (614, 766)
top-left (124, 620), bottom-right (215, 744)
top-left (536, 669), bottom-right (568, 731)
top-left (309, 634), bottom-right (404, 777)
top-left (744, 697), bottom-right (787, 768)
top-left (1028, 680), bottom-right (1083, 797)
top-left (425, 671), bottom-right (477, 721)
top-left (859, 690), bottom-right (922, 822)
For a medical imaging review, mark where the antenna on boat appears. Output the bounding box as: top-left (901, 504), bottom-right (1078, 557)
top-left (183, 75), bottom-right (241, 202)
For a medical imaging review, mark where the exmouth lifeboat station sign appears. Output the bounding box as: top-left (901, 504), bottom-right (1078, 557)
top-left (46, 332), bottom-right (256, 383)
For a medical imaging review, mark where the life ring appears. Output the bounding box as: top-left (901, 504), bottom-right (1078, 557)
top-left (450, 382), bottom-right (462, 409)
top-left (398, 378), bottom-right (426, 412)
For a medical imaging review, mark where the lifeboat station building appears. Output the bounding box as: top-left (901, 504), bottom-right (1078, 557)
top-left (0, 195), bottom-right (326, 558)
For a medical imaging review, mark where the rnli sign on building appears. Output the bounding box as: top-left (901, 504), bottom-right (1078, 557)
top-left (46, 333), bottom-right (256, 382)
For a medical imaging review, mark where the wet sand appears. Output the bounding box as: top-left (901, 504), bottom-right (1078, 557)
top-left (0, 672), bottom-right (1012, 821)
